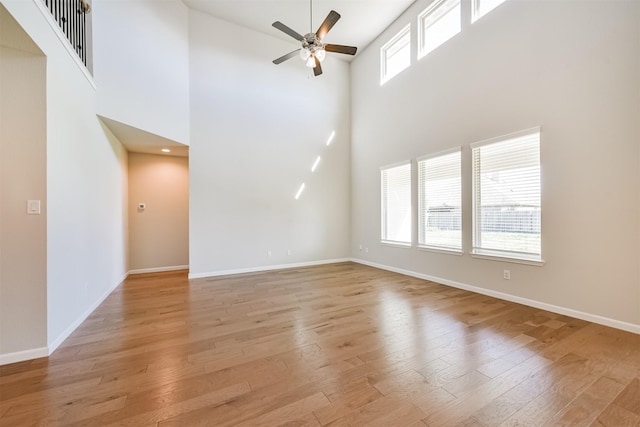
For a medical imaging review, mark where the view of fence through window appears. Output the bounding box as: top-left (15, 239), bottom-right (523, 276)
top-left (42, 0), bottom-right (91, 68)
top-left (472, 130), bottom-right (541, 259)
top-left (418, 149), bottom-right (462, 251)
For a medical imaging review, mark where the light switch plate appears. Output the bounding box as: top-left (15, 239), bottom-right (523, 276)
top-left (27, 200), bottom-right (41, 215)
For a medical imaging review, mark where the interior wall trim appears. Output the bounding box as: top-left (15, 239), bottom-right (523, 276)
top-left (351, 258), bottom-right (640, 335)
top-left (46, 271), bottom-right (130, 357)
top-left (188, 258), bottom-right (352, 279)
top-left (0, 346), bottom-right (49, 366)
top-left (129, 265), bottom-right (189, 275)
top-left (7, 256), bottom-right (634, 367)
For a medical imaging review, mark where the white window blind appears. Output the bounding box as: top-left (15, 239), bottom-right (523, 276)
top-left (472, 0), bottom-right (508, 23)
top-left (381, 24), bottom-right (411, 85)
top-left (471, 128), bottom-right (541, 261)
top-left (418, 0), bottom-right (461, 59)
top-left (418, 148), bottom-right (462, 251)
top-left (381, 162), bottom-right (412, 245)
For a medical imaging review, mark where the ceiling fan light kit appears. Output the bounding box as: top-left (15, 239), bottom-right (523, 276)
top-left (271, 2), bottom-right (358, 76)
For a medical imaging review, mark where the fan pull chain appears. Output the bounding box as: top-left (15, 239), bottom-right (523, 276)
top-left (310, 0), bottom-right (313, 32)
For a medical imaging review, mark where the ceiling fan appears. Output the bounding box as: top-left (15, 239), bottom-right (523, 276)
top-left (271, 1), bottom-right (358, 76)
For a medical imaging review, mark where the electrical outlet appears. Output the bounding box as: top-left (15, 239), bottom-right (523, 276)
top-left (359, 244), bottom-right (363, 251)
top-left (287, 249), bottom-right (292, 256)
top-left (267, 250), bottom-right (272, 257)
top-left (503, 270), bottom-right (511, 280)
top-left (365, 247), bottom-right (369, 253)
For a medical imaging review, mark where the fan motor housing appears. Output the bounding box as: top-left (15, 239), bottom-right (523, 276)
top-left (302, 33), bottom-right (324, 53)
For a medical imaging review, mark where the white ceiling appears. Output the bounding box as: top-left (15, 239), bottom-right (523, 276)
top-left (99, 116), bottom-right (190, 157)
top-left (107, 1), bottom-right (416, 157)
top-left (182, 0), bottom-right (416, 54)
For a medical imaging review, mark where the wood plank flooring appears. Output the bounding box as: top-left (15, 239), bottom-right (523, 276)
top-left (1, 262), bottom-right (639, 426)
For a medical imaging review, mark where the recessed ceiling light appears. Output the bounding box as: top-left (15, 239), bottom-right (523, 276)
top-left (161, 148), bottom-right (171, 153)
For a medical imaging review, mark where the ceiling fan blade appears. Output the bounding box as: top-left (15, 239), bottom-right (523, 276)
top-left (273, 49), bottom-right (301, 64)
top-left (272, 21), bottom-right (304, 41)
top-left (313, 56), bottom-right (323, 76)
top-left (324, 44), bottom-right (357, 55)
top-left (316, 10), bottom-right (341, 40)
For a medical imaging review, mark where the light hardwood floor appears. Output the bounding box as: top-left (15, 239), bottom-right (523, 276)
top-left (1, 262), bottom-right (639, 426)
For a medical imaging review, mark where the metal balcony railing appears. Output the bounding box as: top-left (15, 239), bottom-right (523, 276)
top-left (42, 0), bottom-right (91, 67)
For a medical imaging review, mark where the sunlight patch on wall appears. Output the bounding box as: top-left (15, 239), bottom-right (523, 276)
top-left (326, 131), bottom-right (336, 146)
top-left (311, 156), bottom-right (321, 173)
top-left (294, 183), bottom-right (306, 200)
top-left (294, 130), bottom-right (336, 200)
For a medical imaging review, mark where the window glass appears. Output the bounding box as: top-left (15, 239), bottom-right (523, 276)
top-left (418, 149), bottom-right (462, 251)
top-left (381, 25), bottom-right (411, 84)
top-left (381, 162), bottom-right (412, 244)
top-left (472, 0), bottom-right (508, 23)
top-left (472, 129), bottom-right (541, 261)
top-left (418, 0), bottom-right (461, 59)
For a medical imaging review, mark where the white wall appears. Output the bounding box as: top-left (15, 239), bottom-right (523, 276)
top-left (0, 0), bottom-right (129, 359)
top-left (93, 0), bottom-right (190, 145)
top-left (351, 0), bottom-right (640, 327)
top-left (189, 10), bottom-right (351, 276)
top-left (0, 7), bottom-right (47, 359)
top-left (128, 153), bottom-right (189, 272)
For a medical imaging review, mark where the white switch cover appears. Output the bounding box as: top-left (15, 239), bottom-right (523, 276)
top-left (27, 200), bottom-right (41, 215)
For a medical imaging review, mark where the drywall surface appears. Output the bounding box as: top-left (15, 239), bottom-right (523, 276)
top-left (189, 10), bottom-right (351, 276)
top-left (128, 153), bottom-right (189, 272)
top-left (46, 75), bottom-right (128, 350)
top-left (0, 27), bottom-right (47, 356)
top-left (93, 0), bottom-right (190, 145)
top-left (0, 0), bottom-right (129, 355)
top-left (351, 0), bottom-right (640, 326)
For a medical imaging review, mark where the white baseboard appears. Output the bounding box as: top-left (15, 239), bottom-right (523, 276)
top-left (129, 265), bottom-right (189, 275)
top-left (5, 258), bottom-right (635, 367)
top-left (1, 272), bottom-right (129, 366)
top-left (188, 258), bottom-right (352, 279)
top-left (47, 271), bottom-right (129, 355)
top-left (351, 258), bottom-right (640, 335)
top-left (0, 346), bottom-right (49, 366)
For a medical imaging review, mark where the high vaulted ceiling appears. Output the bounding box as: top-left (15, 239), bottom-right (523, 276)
top-left (182, 0), bottom-right (416, 55)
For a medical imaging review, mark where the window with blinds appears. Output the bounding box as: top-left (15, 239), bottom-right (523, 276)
top-left (471, 128), bottom-right (541, 262)
top-left (381, 162), bottom-right (412, 245)
top-left (418, 0), bottom-right (461, 59)
top-left (381, 24), bottom-right (411, 85)
top-left (418, 148), bottom-right (462, 251)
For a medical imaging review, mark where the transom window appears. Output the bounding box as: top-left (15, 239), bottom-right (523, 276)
top-left (471, 128), bottom-right (542, 262)
top-left (380, 24), bottom-right (411, 85)
top-left (472, 0), bottom-right (508, 23)
top-left (418, 0), bottom-right (461, 59)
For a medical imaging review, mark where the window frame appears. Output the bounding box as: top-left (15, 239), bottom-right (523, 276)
top-left (417, 0), bottom-right (461, 60)
top-left (380, 160), bottom-right (413, 247)
top-left (380, 24), bottom-right (412, 85)
top-left (470, 127), bottom-right (544, 265)
top-left (417, 147), bottom-right (463, 254)
top-left (471, 0), bottom-right (508, 23)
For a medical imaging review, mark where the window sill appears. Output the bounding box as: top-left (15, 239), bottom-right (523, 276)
top-left (418, 245), bottom-right (463, 256)
top-left (380, 240), bottom-right (412, 249)
top-left (471, 250), bottom-right (545, 266)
